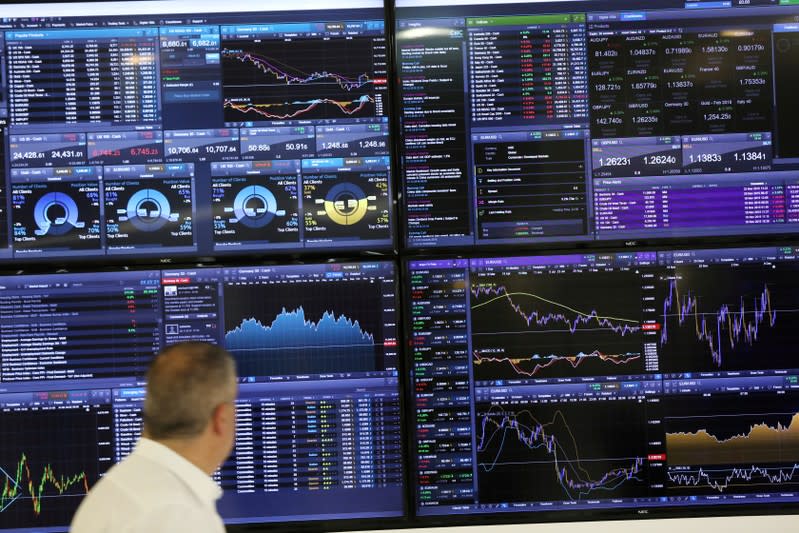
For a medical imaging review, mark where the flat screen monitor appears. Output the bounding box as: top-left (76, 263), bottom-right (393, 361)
top-left (0, 260), bottom-right (403, 532)
top-left (396, 0), bottom-right (799, 249)
top-left (406, 245), bottom-right (799, 519)
top-left (0, 0), bottom-right (393, 264)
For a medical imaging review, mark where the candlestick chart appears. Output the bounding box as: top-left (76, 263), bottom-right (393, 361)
top-left (470, 270), bottom-right (644, 380)
top-left (223, 278), bottom-right (389, 377)
top-left (0, 406), bottom-right (108, 529)
top-left (664, 393), bottom-right (799, 494)
top-left (657, 265), bottom-right (799, 373)
top-left (476, 400), bottom-right (651, 503)
top-left (222, 37), bottom-right (380, 121)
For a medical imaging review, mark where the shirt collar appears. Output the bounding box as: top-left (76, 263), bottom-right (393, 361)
top-left (134, 437), bottom-right (223, 506)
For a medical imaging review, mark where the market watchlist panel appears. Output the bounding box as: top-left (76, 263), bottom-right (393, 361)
top-left (406, 245), bottom-right (799, 517)
top-left (0, 2), bottom-right (393, 264)
top-left (395, 0), bottom-right (799, 249)
top-left (0, 260), bottom-right (403, 532)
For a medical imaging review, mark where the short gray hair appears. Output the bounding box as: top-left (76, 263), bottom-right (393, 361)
top-left (143, 342), bottom-right (237, 440)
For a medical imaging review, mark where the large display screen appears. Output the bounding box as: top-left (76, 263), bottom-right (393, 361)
top-left (407, 245), bottom-right (799, 517)
top-left (0, 260), bottom-right (403, 532)
top-left (396, 0), bottom-right (799, 249)
top-left (0, 0), bottom-right (392, 264)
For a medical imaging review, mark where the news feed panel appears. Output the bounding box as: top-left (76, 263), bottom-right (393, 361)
top-left (396, 0), bottom-right (799, 249)
top-left (407, 245), bottom-right (799, 517)
top-left (0, 0), bottom-right (393, 264)
top-left (0, 260), bottom-right (402, 532)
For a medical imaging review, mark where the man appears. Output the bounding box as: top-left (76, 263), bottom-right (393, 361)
top-left (71, 342), bottom-right (237, 533)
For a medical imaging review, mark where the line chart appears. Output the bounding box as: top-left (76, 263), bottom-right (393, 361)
top-left (222, 278), bottom-right (387, 377)
top-left (476, 401), bottom-right (649, 503)
top-left (471, 286), bottom-right (641, 336)
top-left (221, 49), bottom-right (373, 91)
top-left (667, 464), bottom-right (799, 492)
top-left (225, 307), bottom-right (377, 376)
top-left (221, 37), bottom-right (380, 121)
top-left (661, 277), bottom-right (776, 368)
top-left (666, 411), bottom-right (799, 465)
top-left (1, 453), bottom-right (89, 516)
top-left (223, 94), bottom-right (374, 120)
top-left (664, 393), bottom-right (799, 494)
top-left (473, 350), bottom-right (642, 378)
top-left (0, 405), bottom-right (108, 529)
top-left (469, 270), bottom-right (644, 380)
top-left (656, 266), bottom-right (799, 372)
top-left (225, 307), bottom-right (376, 348)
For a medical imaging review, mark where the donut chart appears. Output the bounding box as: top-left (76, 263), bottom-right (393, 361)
top-left (322, 182), bottom-right (369, 226)
top-left (232, 185), bottom-right (285, 228)
top-left (125, 188), bottom-right (174, 232)
top-left (33, 192), bottom-right (85, 236)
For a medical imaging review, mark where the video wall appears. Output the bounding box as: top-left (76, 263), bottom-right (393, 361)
top-left (1, 0), bottom-right (799, 531)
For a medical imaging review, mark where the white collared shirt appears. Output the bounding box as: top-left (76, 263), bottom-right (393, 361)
top-left (70, 438), bottom-right (226, 533)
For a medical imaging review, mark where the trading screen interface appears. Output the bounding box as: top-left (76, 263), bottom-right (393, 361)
top-left (0, 261), bottom-right (402, 532)
top-left (408, 246), bottom-right (799, 516)
top-left (396, 0), bottom-right (799, 248)
top-left (0, 0), bottom-right (392, 264)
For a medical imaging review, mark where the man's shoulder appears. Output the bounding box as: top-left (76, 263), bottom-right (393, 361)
top-left (69, 451), bottom-right (192, 532)
top-left (72, 489), bottom-right (224, 533)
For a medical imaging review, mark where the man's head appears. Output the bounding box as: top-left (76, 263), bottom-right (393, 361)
top-left (142, 342), bottom-right (237, 474)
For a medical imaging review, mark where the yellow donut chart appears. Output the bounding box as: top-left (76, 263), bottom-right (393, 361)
top-left (322, 183), bottom-right (369, 226)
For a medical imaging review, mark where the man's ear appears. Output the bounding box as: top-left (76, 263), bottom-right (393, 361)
top-left (211, 402), bottom-right (231, 435)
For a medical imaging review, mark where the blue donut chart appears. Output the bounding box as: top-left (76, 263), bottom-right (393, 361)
top-left (33, 192), bottom-right (84, 236)
top-left (232, 185), bottom-right (280, 228)
top-left (126, 188), bottom-right (173, 232)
